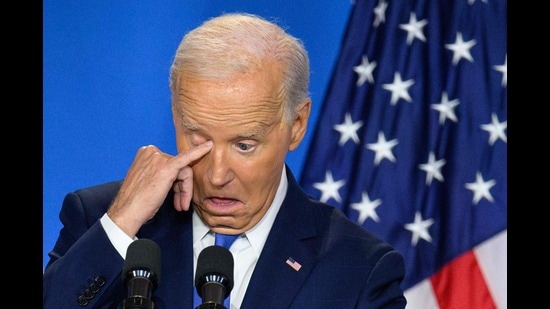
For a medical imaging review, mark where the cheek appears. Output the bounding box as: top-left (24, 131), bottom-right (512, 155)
top-left (244, 149), bottom-right (286, 181)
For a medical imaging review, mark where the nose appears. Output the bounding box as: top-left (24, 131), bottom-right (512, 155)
top-left (206, 146), bottom-right (233, 187)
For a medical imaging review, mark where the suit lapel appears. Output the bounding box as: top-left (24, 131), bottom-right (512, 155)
top-left (241, 167), bottom-right (322, 308)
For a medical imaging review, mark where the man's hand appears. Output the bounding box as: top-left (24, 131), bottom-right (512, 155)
top-left (107, 141), bottom-right (212, 237)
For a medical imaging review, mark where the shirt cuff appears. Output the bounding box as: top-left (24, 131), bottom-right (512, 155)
top-left (100, 213), bottom-right (136, 259)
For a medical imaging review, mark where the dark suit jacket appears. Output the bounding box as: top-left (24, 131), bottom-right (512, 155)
top-left (43, 166), bottom-right (406, 308)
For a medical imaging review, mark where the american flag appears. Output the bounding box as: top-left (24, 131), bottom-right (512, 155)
top-left (299, 0), bottom-right (506, 308)
top-left (285, 257), bottom-right (303, 272)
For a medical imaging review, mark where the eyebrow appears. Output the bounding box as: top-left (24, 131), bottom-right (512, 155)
top-left (183, 122), bottom-right (199, 131)
top-left (182, 120), bottom-right (269, 139)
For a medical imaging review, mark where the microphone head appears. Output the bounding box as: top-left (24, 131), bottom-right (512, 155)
top-left (195, 245), bottom-right (234, 299)
top-left (122, 238), bottom-right (161, 288)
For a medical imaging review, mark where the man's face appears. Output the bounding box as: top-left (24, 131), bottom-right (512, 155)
top-left (173, 64), bottom-right (298, 234)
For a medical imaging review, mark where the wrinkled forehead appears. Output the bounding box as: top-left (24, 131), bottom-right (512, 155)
top-left (172, 70), bottom-right (286, 132)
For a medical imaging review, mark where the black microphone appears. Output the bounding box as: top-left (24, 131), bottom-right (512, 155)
top-left (122, 239), bottom-right (161, 309)
top-left (195, 246), bottom-right (234, 309)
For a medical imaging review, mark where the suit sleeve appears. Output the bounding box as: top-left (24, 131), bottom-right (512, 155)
top-left (43, 189), bottom-right (127, 308)
top-left (358, 247), bottom-right (407, 308)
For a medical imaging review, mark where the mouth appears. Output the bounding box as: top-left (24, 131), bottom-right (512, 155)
top-left (205, 197), bottom-right (241, 212)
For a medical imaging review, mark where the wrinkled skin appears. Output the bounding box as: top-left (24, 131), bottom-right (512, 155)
top-left (107, 62), bottom-right (311, 238)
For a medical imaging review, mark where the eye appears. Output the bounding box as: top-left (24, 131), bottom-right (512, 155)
top-left (190, 134), bottom-right (207, 146)
top-left (236, 142), bottom-right (255, 153)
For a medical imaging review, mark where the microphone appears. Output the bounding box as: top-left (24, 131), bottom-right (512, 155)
top-left (122, 239), bottom-right (161, 309)
top-left (195, 246), bottom-right (234, 309)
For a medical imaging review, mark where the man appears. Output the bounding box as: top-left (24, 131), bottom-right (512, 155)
top-left (43, 13), bottom-right (407, 308)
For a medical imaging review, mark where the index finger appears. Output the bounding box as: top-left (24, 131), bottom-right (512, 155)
top-left (172, 141), bottom-right (213, 168)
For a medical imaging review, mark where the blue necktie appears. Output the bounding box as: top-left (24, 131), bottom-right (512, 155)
top-left (193, 233), bottom-right (239, 309)
top-left (215, 233), bottom-right (239, 250)
top-left (215, 233), bottom-right (239, 309)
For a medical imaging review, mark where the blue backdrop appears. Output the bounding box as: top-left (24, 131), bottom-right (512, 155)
top-left (43, 1), bottom-right (352, 269)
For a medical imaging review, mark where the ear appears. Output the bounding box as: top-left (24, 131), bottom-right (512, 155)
top-left (289, 98), bottom-right (311, 151)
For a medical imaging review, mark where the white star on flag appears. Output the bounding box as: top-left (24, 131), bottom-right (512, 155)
top-left (480, 113), bottom-right (507, 145)
top-left (366, 131), bottom-right (398, 165)
top-left (418, 151), bottom-right (446, 185)
top-left (493, 55), bottom-right (507, 87)
top-left (353, 55), bottom-right (377, 85)
top-left (351, 192), bottom-right (382, 224)
top-left (373, 0), bottom-right (388, 27)
top-left (399, 12), bottom-right (428, 45)
top-left (445, 32), bottom-right (477, 65)
top-left (431, 91), bottom-right (459, 125)
top-left (381, 72), bottom-right (415, 105)
top-left (333, 112), bottom-right (363, 145)
top-left (468, 0), bottom-right (488, 5)
top-left (464, 171), bottom-right (496, 205)
top-left (312, 170), bottom-right (346, 203)
top-left (404, 211), bottom-right (434, 246)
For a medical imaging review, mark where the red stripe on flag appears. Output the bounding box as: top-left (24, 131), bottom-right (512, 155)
top-left (430, 250), bottom-right (497, 309)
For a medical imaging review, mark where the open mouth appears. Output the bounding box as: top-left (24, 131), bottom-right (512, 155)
top-left (205, 197), bottom-right (241, 213)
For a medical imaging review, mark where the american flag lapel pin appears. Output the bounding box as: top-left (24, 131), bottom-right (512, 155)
top-left (285, 257), bottom-right (302, 271)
